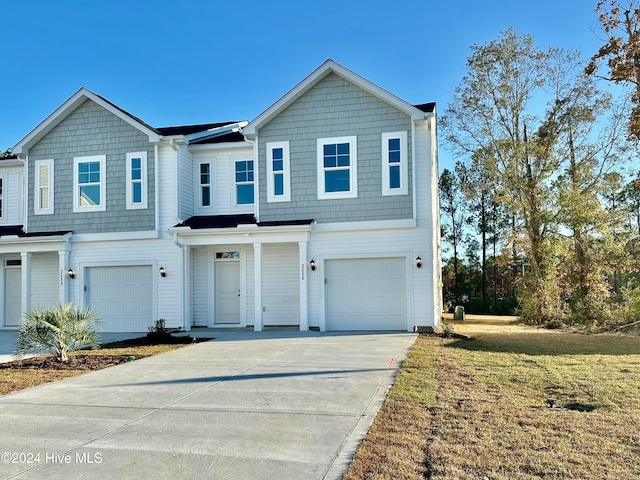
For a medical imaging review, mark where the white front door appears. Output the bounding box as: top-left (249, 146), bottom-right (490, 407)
top-left (215, 261), bottom-right (240, 324)
top-left (5, 267), bottom-right (22, 327)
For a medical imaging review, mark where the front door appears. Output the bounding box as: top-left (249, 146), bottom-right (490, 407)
top-left (5, 267), bottom-right (22, 327)
top-left (215, 261), bottom-right (240, 324)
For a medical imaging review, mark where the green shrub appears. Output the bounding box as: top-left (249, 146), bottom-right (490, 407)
top-left (15, 303), bottom-right (101, 362)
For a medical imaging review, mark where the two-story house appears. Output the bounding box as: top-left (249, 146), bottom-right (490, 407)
top-left (1, 60), bottom-right (441, 333)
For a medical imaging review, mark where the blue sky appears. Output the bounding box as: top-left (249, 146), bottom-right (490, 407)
top-left (0, 1), bottom-right (608, 171)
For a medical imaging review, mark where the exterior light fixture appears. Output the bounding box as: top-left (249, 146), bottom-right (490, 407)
top-left (415, 256), bottom-right (422, 268)
top-left (159, 266), bottom-right (167, 278)
top-left (67, 268), bottom-right (76, 279)
top-left (309, 259), bottom-right (316, 271)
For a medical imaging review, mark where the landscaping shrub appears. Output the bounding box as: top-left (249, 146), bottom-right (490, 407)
top-left (15, 303), bottom-right (101, 362)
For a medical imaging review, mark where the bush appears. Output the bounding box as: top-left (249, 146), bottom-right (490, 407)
top-left (15, 303), bottom-right (101, 362)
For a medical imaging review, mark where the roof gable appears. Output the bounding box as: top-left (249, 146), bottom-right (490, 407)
top-left (243, 59), bottom-right (428, 139)
top-left (12, 88), bottom-right (161, 155)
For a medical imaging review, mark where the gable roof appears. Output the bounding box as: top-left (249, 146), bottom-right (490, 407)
top-left (12, 87), bottom-right (163, 155)
top-left (243, 59), bottom-right (430, 139)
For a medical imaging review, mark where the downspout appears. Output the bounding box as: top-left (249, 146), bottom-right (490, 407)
top-left (249, 135), bottom-right (259, 222)
top-left (411, 121), bottom-right (417, 221)
top-left (23, 155), bottom-right (29, 233)
top-left (169, 139), bottom-right (180, 225)
top-left (154, 144), bottom-right (160, 234)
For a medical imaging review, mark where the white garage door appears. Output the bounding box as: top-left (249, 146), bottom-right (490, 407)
top-left (85, 266), bottom-right (153, 332)
top-left (325, 258), bottom-right (407, 331)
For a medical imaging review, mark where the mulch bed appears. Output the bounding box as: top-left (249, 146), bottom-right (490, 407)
top-left (0, 355), bottom-right (134, 371)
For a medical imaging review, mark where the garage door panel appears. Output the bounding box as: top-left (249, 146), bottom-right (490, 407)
top-left (326, 258), bottom-right (407, 331)
top-left (86, 266), bottom-right (153, 332)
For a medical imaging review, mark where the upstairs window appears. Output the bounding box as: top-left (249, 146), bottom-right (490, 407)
top-left (266, 141), bottom-right (290, 202)
top-left (126, 152), bottom-right (147, 209)
top-left (35, 159), bottom-right (54, 215)
top-left (381, 131), bottom-right (408, 196)
top-left (235, 160), bottom-right (254, 205)
top-left (73, 155), bottom-right (106, 212)
top-left (317, 136), bottom-right (358, 200)
top-left (199, 162), bottom-right (212, 207)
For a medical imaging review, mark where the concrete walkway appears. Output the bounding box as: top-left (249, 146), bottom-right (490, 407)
top-left (0, 330), bottom-right (416, 480)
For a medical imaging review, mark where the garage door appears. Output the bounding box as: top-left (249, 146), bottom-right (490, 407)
top-left (85, 266), bottom-right (153, 332)
top-left (325, 258), bottom-right (407, 330)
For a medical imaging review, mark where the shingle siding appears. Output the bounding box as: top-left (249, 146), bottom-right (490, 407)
top-left (258, 73), bottom-right (413, 224)
top-left (27, 99), bottom-right (155, 234)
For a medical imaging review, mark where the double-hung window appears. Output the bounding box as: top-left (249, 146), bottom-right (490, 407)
top-left (381, 131), bottom-right (408, 196)
top-left (199, 162), bottom-right (212, 207)
top-left (73, 155), bottom-right (106, 212)
top-left (126, 152), bottom-right (147, 209)
top-left (266, 141), bottom-right (290, 202)
top-left (35, 159), bottom-right (54, 215)
top-left (235, 160), bottom-right (254, 205)
top-left (317, 136), bottom-right (357, 199)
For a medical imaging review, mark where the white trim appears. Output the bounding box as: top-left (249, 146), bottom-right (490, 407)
top-left (233, 159), bottom-right (255, 207)
top-left (317, 135), bottom-right (357, 200)
top-left (126, 152), bottom-right (148, 210)
top-left (0, 174), bottom-right (5, 223)
top-left (197, 161), bottom-right (213, 208)
top-left (34, 159), bottom-right (54, 215)
top-left (73, 154), bottom-right (106, 213)
top-left (184, 121), bottom-right (248, 144)
top-left (298, 241), bottom-right (309, 331)
top-left (266, 141), bottom-right (291, 203)
top-left (381, 131), bottom-right (408, 196)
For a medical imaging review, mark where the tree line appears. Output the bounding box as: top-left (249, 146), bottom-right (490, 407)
top-left (439, 1), bottom-right (640, 329)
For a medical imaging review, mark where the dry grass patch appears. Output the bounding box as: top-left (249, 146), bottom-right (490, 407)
top-left (345, 317), bottom-right (640, 480)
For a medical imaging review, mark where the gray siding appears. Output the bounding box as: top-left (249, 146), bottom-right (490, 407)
top-left (28, 99), bottom-right (155, 234)
top-left (258, 73), bottom-right (413, 224)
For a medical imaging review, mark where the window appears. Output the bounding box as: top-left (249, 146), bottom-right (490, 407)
top-left (382, 131), bottom-right (408, 196)
top-left (199, 162), bottom-right (212, 207)
top-left (73, 155), bottom-right (106, 212)
top-left (34, 159), bottom-right (54, 215)
top-left (126, 152), bottom-right (147, 209)
top-left (317, 136), bottom-right (357, 199)
top-left (235, 160), bottom-right (254, 205)
top-left (266, 141), bottom-right (290, 202)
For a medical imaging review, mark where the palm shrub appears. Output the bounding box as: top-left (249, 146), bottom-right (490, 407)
top-left (15, 302), bottom-right (101, 362)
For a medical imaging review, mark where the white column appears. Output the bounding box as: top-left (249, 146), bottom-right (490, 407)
top-left (20, 252), bottom-right (31, 317)
top-left (253, 243), bottom-right (263, 332)
top-left (298, 241), bottom-right (309, 331)
top-left (182, 245), bottom-right (191, 331)
top-left (58, 250), bottom-right (69, 305)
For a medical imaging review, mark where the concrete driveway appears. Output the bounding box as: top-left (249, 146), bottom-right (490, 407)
top-left (0, 330), bottom-right (416, 480)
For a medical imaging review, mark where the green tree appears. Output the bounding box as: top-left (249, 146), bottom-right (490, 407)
top-left (587, 0), bottom-right (640, 139)
top-left (439, 163), bottom-right (469, 304)
top-left (16, 303), bottom-right (101, 362)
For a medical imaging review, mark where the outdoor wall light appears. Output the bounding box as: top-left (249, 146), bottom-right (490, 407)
top-left (309, 259), bottom-right (316, 271)
top-left (159, 266), bottom-right (167, 278)
top-left (416, 256), bottom-right (422, 269)
top-left (67, 268), bottom-right (76, 279)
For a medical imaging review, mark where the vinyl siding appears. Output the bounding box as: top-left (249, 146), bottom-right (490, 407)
top-left (262, 243), bottom-right (299, 326)
top-left (157, 143), bottom-right (178, 232)
top-left (0, 166), bottom-right (24, 225)
top-left (190, 247), bottom-right (209, 326)
top-left (178, 144), bottom-right (194, 221)
top-left (27, 99), bottom-right (155, 234)
top-left (31, 253), bottom-right (58, 308)
top-left (257, 73), bottom-right (413, 224)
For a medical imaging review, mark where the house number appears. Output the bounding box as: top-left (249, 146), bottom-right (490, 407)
top-left (301, 264), bottom-right (305, 281)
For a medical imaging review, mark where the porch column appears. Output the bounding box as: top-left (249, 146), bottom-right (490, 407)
top-left (182, 245), bottom-right (191, 331)
top-left (298, 241), bottom-right (309, 331)
top-left (253, 243), bottom-right (263, 332)
top-left (58, 249), bottom-right (70, 304)
top-left (20, 252), bottom-right (31, 317)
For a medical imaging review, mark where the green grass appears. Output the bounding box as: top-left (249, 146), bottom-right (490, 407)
top-left (344, 317), bottom-right (640, 480)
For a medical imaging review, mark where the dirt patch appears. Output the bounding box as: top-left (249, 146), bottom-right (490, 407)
top-left (0, 355), bottom-right (134, 371)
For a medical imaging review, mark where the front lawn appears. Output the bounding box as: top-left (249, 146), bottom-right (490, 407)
top-left (345, 317), bottom-right (640, 480)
